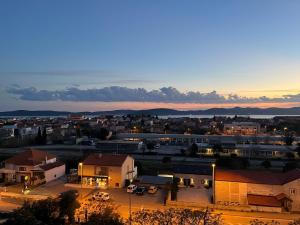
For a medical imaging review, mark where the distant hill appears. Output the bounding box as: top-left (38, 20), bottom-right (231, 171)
top-left (1, 107), bottom-right (300, 117)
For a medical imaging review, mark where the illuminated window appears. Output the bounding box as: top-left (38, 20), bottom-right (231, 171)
top-left (19, 167), bottom-right (26, 172)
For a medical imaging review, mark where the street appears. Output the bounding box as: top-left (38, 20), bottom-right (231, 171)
top-left (1, 179), bottom-right (299, 225)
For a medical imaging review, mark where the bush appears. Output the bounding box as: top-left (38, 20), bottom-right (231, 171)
top-left (162, 156), bottom-right (172, 163)
top-left (261, 160), bottom-right (271, 169)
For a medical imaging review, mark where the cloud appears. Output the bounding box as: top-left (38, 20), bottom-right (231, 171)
top-left (6, 86), bottom-right (300, 104)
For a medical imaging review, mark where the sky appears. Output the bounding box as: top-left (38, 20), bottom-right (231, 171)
top-left (1, 0), bottom-right (300, 111)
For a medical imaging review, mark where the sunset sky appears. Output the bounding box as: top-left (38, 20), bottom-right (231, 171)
top-left (1, 0), bottom-right (300, 111)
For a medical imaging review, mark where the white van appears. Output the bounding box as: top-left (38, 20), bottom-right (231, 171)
top-left (127, 184), bottom-right (137, 193)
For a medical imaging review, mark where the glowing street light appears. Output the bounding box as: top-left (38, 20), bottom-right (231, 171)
top-left (79, 162), bottom-right (83, 197)
top-left (212, 163), bottom-right (216, 204)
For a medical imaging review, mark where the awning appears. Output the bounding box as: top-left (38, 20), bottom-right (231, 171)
top-left (248, 194), bottom-right (281, 207)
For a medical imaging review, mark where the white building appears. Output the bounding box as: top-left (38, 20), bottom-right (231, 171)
top-left (0, 149), bottom-right (65, 185)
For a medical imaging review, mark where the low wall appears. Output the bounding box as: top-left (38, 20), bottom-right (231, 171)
top-left (0, 191), bottom-right (48, 202)
top-left (64, 183), bottom-right (97, 189)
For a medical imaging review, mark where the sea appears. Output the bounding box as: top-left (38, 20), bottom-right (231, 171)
top-left (158, 114), bottom-right (300, 119)
top-left (1, 114), bottom-right (300, 119)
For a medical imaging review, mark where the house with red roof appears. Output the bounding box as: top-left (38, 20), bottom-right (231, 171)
top-left (215, 169), bottom-right (300, 212)
top-left (0, 149), bottom-right (65, 185)
top-left (78, 153), bottom-right (137, 188)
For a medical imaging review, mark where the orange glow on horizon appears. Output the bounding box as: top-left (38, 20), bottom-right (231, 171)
top-left (28, 101), bottom-right (300, 112)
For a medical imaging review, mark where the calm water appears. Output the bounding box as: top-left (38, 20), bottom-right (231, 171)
top-left (159, 114), bottom-right (300, 119)
top-left (1, 114), bottom-right (300, 119)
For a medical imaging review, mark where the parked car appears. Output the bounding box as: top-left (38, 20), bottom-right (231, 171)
top-left (127, 184), bottom-right (137, 193)
top-left (101, 192), bottom-right (110, 201)
top-left (93, 191), bottom-right (104, 199)
top-left (136, 186), bottom-right (146, 195)
top-left (93, 191), bottom-right (110, 201)
top-left (148, 185), bottom-right (158, 194)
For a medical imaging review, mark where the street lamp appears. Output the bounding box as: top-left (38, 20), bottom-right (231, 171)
top-left (212, 163), bottom-right (216, 204)
top-left (128, 178), bottom-right (133, 225)
top-left (79, 162), bottom-right (83, 198)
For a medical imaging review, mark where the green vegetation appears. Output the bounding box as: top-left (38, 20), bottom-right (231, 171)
top-left (3, 190), bottom-right (80, 225)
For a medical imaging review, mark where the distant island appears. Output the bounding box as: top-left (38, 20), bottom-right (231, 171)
top-left (1, 107), bottom-right (300, 117)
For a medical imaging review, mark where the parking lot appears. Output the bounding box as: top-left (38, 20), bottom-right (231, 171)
top-left (177, 187), bottom-right (211, 205)
top-left (75, 186), bottom-right (166, 220)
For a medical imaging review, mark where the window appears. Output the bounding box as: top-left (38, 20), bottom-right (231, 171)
top-left (95, 166), bottom-right (108, 176)
top-left (290, 189), bottom-right (296, 195)
top-left (19, 167), bottom-right (26, 172)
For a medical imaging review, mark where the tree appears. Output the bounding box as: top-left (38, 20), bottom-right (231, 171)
top-left (4, 199), bottom-right (61, 225)
top-left (97, 128), bottom-right (109, 140)
top-left (212, 144), bottom-right (223, 154)
top-left (42, 127), bottom-right (47, 145)
top-left (59, 190), bottom-right (80, 223)
top-left (76, 125), bottom-right (81, 138)
top-left (289, 219), bottom-right (300, 225)
top-left (283, 162), bottom-right (298, 172)
top-left (189, 143), bottom-right (198, 157)
top-left (261, 160), bottom-right (271, 169)
top-left (146, 142), bottom-right (155, 152)
top-left (250, 219), bottom-right (280, 225)
top-left (162, 156), bottom-right (172, 163)
top-left (82, 208), bottom-right (124, 225)
top-left (286, 152), bottom-right (295, 159)
top-left (170, 177), bottom-right (180, 201)
top-left (296, 143), bottom-right (300, 157)
top-left (131, 208), bottom-right (223, 225)
top-left (35, 127), bottom-right (43, 145)
top-left (284, 132), bottom-right (295, 146)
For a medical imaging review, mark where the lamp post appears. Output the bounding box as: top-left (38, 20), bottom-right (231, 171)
top-left (212, 163), bottom-right (216, 204)
top-left (79, 162), bottom-right (83, 198)
top-left (128, 178), bottom-right (133, 225)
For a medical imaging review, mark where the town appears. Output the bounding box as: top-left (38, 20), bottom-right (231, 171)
top-left (1, 0), bottom-right (300, 224)
top-left (1, 114), bottom-right (300, 224)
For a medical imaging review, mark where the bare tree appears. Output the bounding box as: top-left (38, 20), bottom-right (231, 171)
top-left (250, 219), bottom-right (280, 225)
top-left (130, 208), bottom-right (223, 225)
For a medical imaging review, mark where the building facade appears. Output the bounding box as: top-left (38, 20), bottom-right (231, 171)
top-left (0, 149), bottom-right (65, 186)
top-left (215, 169), bottom-right (300, 212)
top-left (78, 153), bottom-right (137, 188)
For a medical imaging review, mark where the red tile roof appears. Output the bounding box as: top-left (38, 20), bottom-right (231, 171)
top-left (215, 169), bottom-right (300, 185)
top-left (5, 149), bottom-right (56, 166)
top-left (83, 153), bottom-right (129, 167)
top-left (39, 161), bottom-right (65, 171)
top-left (275, 193), bottom-right (291, 201)
top-left (247, 194), bottom-right (281, 207)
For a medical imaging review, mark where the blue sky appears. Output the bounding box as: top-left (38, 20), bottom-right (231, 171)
top-left (1, 0), bottom-right (300, 111)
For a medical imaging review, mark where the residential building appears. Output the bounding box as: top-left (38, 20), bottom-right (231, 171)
top-left (78, 153), bottom-right (137, 188)
top-left (223, 122), bottom-right (261, 135)
top-left (215, 169), bottom-right (300, 212)
top-left (0, 149), bottom-right (65, 185)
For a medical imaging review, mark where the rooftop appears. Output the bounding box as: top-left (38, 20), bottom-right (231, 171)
top-left (5, 149), bottom-right (56, 166)
top-left (215, 168), bottom-right (300, 185)
top-left (247, 194), bottom-right (281, 207)
top-left (82, 153), bottom-right (129, 167)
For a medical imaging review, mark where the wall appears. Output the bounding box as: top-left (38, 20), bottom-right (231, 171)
top-left (121, 156), bottom-right (136, 187)
top-left (174, 173), bottom-right (211, 188)
top-left (44, 164), bottom-right (65, 183)
top-left (215, 181), bottom-right (247, 205)
top-left (283, 179), bottom-right (300, 212)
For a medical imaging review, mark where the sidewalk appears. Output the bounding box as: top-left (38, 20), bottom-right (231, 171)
top-left (215, 209), bottom-right (300, 221)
